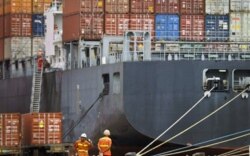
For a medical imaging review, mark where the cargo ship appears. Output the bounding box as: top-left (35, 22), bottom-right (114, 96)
top-left (1, 0), bottom-right (250, 155)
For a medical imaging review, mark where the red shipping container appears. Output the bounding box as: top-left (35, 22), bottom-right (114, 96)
top-left (22, 113), bottom-right (62, 146)
top-left (0, 113), bottom-right (21, 147)
top-left (0, 0), bottom-right (3, 15)
top-left (180, 15), bottom-right (204, 41)
top-left (21, 14), bottom-right (32, 37)
top-left (63, 14), bottom-right (80, 42)
top-left (105, 14), bottom-right (129, 36)
top-left (130, 14), bottom-right (155, 37)
top-left (155, 0), bottom-right (180, 14)
top-left (80, 0), bottom-right (104, 13)
top-left (0, 39), bottom-right (3, 61)
top-left (63, 0), bottom-right (80, 15)
top-left (105, 0), bottom-right (129, 13)
top-left (180, 0), bottom-right (204, 14)
top-left (0, 16), bottom-right (3, 38)
top-left (131, 0), bottom-right (154, 14)
top-left (80, 13), bottom-right (104, 40)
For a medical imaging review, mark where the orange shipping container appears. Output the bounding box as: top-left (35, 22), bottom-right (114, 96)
top-left (4, 0), bottom-right (32, 14)
top-left (105, 14), bottom-right (129, 36)
top-left (0, 113), bottom-right (21, 147)
top-left (33, 0), bottom-right (52, 14)
top-left (21, 113), bottom-right (62, 146)
top-left (130, 14), bottom-right (155, 37)
top-left (180, 15), bottom-right (205, 41)
top-left (155, 0), bottom-right (180, 14)
top-left (21, 14), bottom-right (32, 36)
top-left (63, 0), bottom-right (80, 15)
top-left (63, 14), bottom-right (80, 42)
top-left (0, 16), bottom-right (3, 38)
top-left (105, 0), bottom-right (129, 13)
top-left (131, 0), bottom-right (154, 14)
top-left (81, 0), bottom-right (103, 13)
top-left (0, 0), bottom-right (3, 15)
top-left (180, 0), bottom-right (204, 14)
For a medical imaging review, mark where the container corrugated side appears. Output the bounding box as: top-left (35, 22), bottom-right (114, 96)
top-left (0, 16), bottom-right (3, 38)
top-left (80, 13), bottom-right (104, 40)
top-left (180, 0), bottom-right (204, 14)
top-left (32, 14), bottom-right (45, 37)
top-left (21, 113), bottom-right (62, 146)
top-left (155, 14), bottom-right (179, 41)
top-left (131, 0), bottom-right (154, 14)
top-left (230, 13), bottom-right (250, 41)
top-left (0, 0), bottom-right (3, 15)
top-left (205, 15), bottom-right (229, 41)
top-left (231, 0), bottom-right (250, 12)
top-left (63, 0), bottom-right (80, 15)
top-left (105, 0), bottom-right (129, 13)
top-left (4, 37), bottom-right (32, 60)
top-left (0, 113), bottom-right (21, 147)
top-left (81, 0), bottom-right (104, 13)
top-left (22, 0), bottom-right (32, 14)
top-left (0, 38), bottom-right (3, 61)
top-left (130, 14), bottom-right (155, 37)
top-left (62, 14), bottom-right (80, 42)
top-left (180, 15), bottom-right (205, 41)
top-left (32, 37), bottom-right (44, 55)
top-left (155, 0), bottom-right (179, 14)
top-left (4, 0), bottom-right (22, 14)
top-left (21, 14), bottom-right (32, 37)
top-left (206, 0), bottom-right (229, 15)
top-left (33, 0), bottom-right (53, 14)
top-left (105, 14), bottom-right (129, 36)
top-left (4, 14), bottom-right (22, 37)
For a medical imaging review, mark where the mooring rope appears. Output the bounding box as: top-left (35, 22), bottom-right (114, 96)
top-left (218, 145), bottom-right (249, 156)
top-left (137, 86), bottom-right (215, 155)
top-left (139, 86), bottom-right (249, 156)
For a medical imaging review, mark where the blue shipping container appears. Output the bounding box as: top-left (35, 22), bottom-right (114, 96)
top-left (32, 14), bottom-right (45, 37)
top-left (205, 15), bottom-right (229, 41)
top-left (155, 14), bottom-right (179, 41)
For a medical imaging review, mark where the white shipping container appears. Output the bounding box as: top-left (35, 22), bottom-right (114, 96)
top-left (32, 37), bottom-right (44, 56)
top-left (230, 12), bottom-right (250, 41)
top-left (231, 0), bottom-right (250, 12)
top-left (206, 0), bottom-right (229, 14)
top-left (4, 37), bottom-right (32, 60)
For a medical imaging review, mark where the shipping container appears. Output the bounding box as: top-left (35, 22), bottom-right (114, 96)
top-left (4, 37), bottom-right (32, 60)
top-left (230, 13), bottom-right (250, 41)
top-left (130, 14), bottom-right (155, 37)
top-left (0, 113), bottom-right (21, 147)
top-left (105, 0), bottom-right (129, 13)
top-left (32, 14), bottom-right (45, 36)
top-left (63, 0), bottom-right (80, 15)
top-left (4, 14), bottom-right (32, 37)
top-left (4, 0), bottom-right (22, 14)
top-left (0, 38), bottom-right (3, 61)
top-left (0, 16), bottom-right (3, 38)
top-left (62, 14), bottom-right (80, 42)
top-left (180, 15), bottom-right (204, 41)
top-left (105, 14), bottom-right (129, 36)
top-left (80, 13), bottom-right (104, 40)
top-left (155, 14), bottom-right (179, 41)
top-left (131, 0), bottom-right (154, 14)
top-left (155, 0), bottom-right (180, 14)
top-left (205, 15), bottom-right (229, 41)
top-left (81, 0), bottom-right (104, 13)
top-left (231, 0), bottom-right (250, 12)
top-left (21, 113), bottom-right (62, 146)
top-left (22, 0), bottom-right (32, 13)
top-left (33, 0), bottom-right (53, 14)
top-left (0, 0), bottom-right (3, 15)
top-left (206, 0), bottom-right (229, 15)
top-left (32, 37), bottom-right (44, 55)
top-left (180, 0), bottom-right (204, 14)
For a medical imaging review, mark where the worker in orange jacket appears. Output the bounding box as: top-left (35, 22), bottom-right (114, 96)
top-left (37, 49), bottom-right (44, 71)
top-left (74, 133), bottom-right (93, 156)
top-left (98, 129), bottom-right (112, 156)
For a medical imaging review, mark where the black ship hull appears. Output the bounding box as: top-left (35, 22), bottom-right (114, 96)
top-left (0, 61), bottom-right (249, 155)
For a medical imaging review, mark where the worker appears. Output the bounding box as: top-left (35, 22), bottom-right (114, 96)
top-left (37, 49), bottom-right (44, 71)
top-left (74, 133), bottom-right (93, 156)
top-left (98, 129), bottom-right (112, 156)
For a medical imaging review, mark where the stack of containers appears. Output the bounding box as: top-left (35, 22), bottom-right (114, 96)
top-left (205, 0), bottom-right (229, 42)
top-left (230, 0), bottom-right (250, 51)
top-left (130, 0), bottom-right (155, 37)
top-left (154, 0), bottom-right (180, 41)
top-left (104, 0), bottom-right (129, 36)
top-left (0, 0), bottom-right (3, 62)
top-left (63, 0), bottom-right (104, 41)
top-left (180, 0), bottom-right (205, 41)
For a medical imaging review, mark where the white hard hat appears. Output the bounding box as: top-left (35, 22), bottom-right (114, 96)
top-left (103, 129), bottom-right (110, 136)
top-left (81, 133), bottom-right (87, 138)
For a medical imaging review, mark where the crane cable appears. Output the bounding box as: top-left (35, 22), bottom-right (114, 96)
top-left (153, 129), bottom-right (250, 156)
top-left (158, 132), bottom-right (250, 156)
top-left (218, 145), bottom-right (249, 156)
top-left (137, 86), bottom-right (216, 155)
top-left (139, 86), bottom-right (250, 156)
top-left (229, 153), bottom-right (250, 156)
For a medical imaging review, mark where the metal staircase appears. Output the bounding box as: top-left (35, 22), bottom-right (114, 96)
top-left (30, 58), bottom-right (43, 112)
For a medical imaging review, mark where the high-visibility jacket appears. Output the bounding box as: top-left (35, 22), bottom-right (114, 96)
top-left (74, 139), bottom-right (92, 156)
top-left (98, 136), bottom-right (112, 156)
top-left (37, 57), bottom-right (43, 71)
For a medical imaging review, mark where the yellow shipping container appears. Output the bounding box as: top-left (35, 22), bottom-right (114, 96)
top-left (33, 0), bottom-right (52, 13)
top-left (4, 0), bottom-right (32, 14)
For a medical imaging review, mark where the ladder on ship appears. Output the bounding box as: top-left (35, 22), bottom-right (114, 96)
top-left (30, 57), bottom-right (43, 113)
